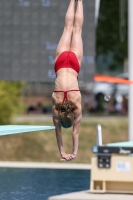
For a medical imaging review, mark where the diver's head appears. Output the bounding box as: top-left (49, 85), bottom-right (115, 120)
top-left (56, 100), bottom-right (77, 128)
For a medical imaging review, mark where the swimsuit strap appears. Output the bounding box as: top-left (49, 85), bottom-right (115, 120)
top-left (54, 90), bottom-right (80, 102)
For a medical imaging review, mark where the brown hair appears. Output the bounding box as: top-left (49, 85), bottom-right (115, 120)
top-left (55, 100), bottom-right (77, 128)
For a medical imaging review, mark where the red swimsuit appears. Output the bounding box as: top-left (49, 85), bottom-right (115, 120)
top-left (54, 51), bottom-right (80, 73)
top-left (54, 90), bottom-right (80, 102)
top-left (54, 51), bottom-right (80, 101)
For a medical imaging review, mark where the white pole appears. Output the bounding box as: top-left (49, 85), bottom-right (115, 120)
top-left (95, 0), bottom-right (101, 26)
top-left (96, 124), bottom-right (102, 146)
top-left (128, 0), bottom-right (133, 141)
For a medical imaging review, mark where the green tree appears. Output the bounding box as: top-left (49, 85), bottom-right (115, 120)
top-left (0, 82), bottom-right (24, 124)
top-left (96, 0), bottom-right (128, 71)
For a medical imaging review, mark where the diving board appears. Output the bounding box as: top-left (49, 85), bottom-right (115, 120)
top-left (0, 125), bottom-right (55, 136)
top-left (107, 141), bottom-right (133, 147)
top-left (92, 141), bottom-right (133, 154)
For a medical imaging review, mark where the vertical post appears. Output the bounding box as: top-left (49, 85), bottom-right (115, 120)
top-left (96, 124), bottom-right (102, 146)
top-left (128, 0), bottom-right (133, 141)
top-left (95, 0), bottom-right (101, 26)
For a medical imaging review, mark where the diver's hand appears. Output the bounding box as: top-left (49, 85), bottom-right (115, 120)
top-left (60, 153), bottom-right (76, 161)
top-left (60, 153), bottom-right (71, 161)
top-left (70, 153), bottom-right (76, 160)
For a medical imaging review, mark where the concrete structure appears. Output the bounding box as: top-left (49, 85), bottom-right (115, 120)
top-left (90, 156), bottom-right (133, 194)
top-left (48, 190), bottom-right (133, 200)
top-left (0, 162), bottom-right (91, 170)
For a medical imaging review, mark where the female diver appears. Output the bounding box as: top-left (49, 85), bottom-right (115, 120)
top-left (52, 0), bottom-right (83, 161)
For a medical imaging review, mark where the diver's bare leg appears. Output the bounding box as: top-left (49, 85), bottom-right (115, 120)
top-left (70, 0), bottom-right (84, 65)
top-left (55, 0), bottom-right (75, 61)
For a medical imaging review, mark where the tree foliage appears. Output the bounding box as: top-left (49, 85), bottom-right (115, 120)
top-left (96, 0), bottom-right (128, 70)
top-left (0, 82), bottom-right (24, 124)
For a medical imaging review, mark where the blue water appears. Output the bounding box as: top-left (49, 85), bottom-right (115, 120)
top-left (0, 168), bottom-right (90, 200)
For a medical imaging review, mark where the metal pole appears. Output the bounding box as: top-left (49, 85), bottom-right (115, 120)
top-left (128, 0), bottom-right (133, 141)
top-left (95, 0), bottom-right (101, 26)
top-left (96, 124), bottom-right (102, 146)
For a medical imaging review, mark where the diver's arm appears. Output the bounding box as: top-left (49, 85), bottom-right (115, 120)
top-left (72, 112), bottom-right (82, 157)
top-left (52, 114), bottom-right (65, 157)
top-left (52, 108), bottom-right (73, 161)
top-left (53, 117), bottom-right (74, 161)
